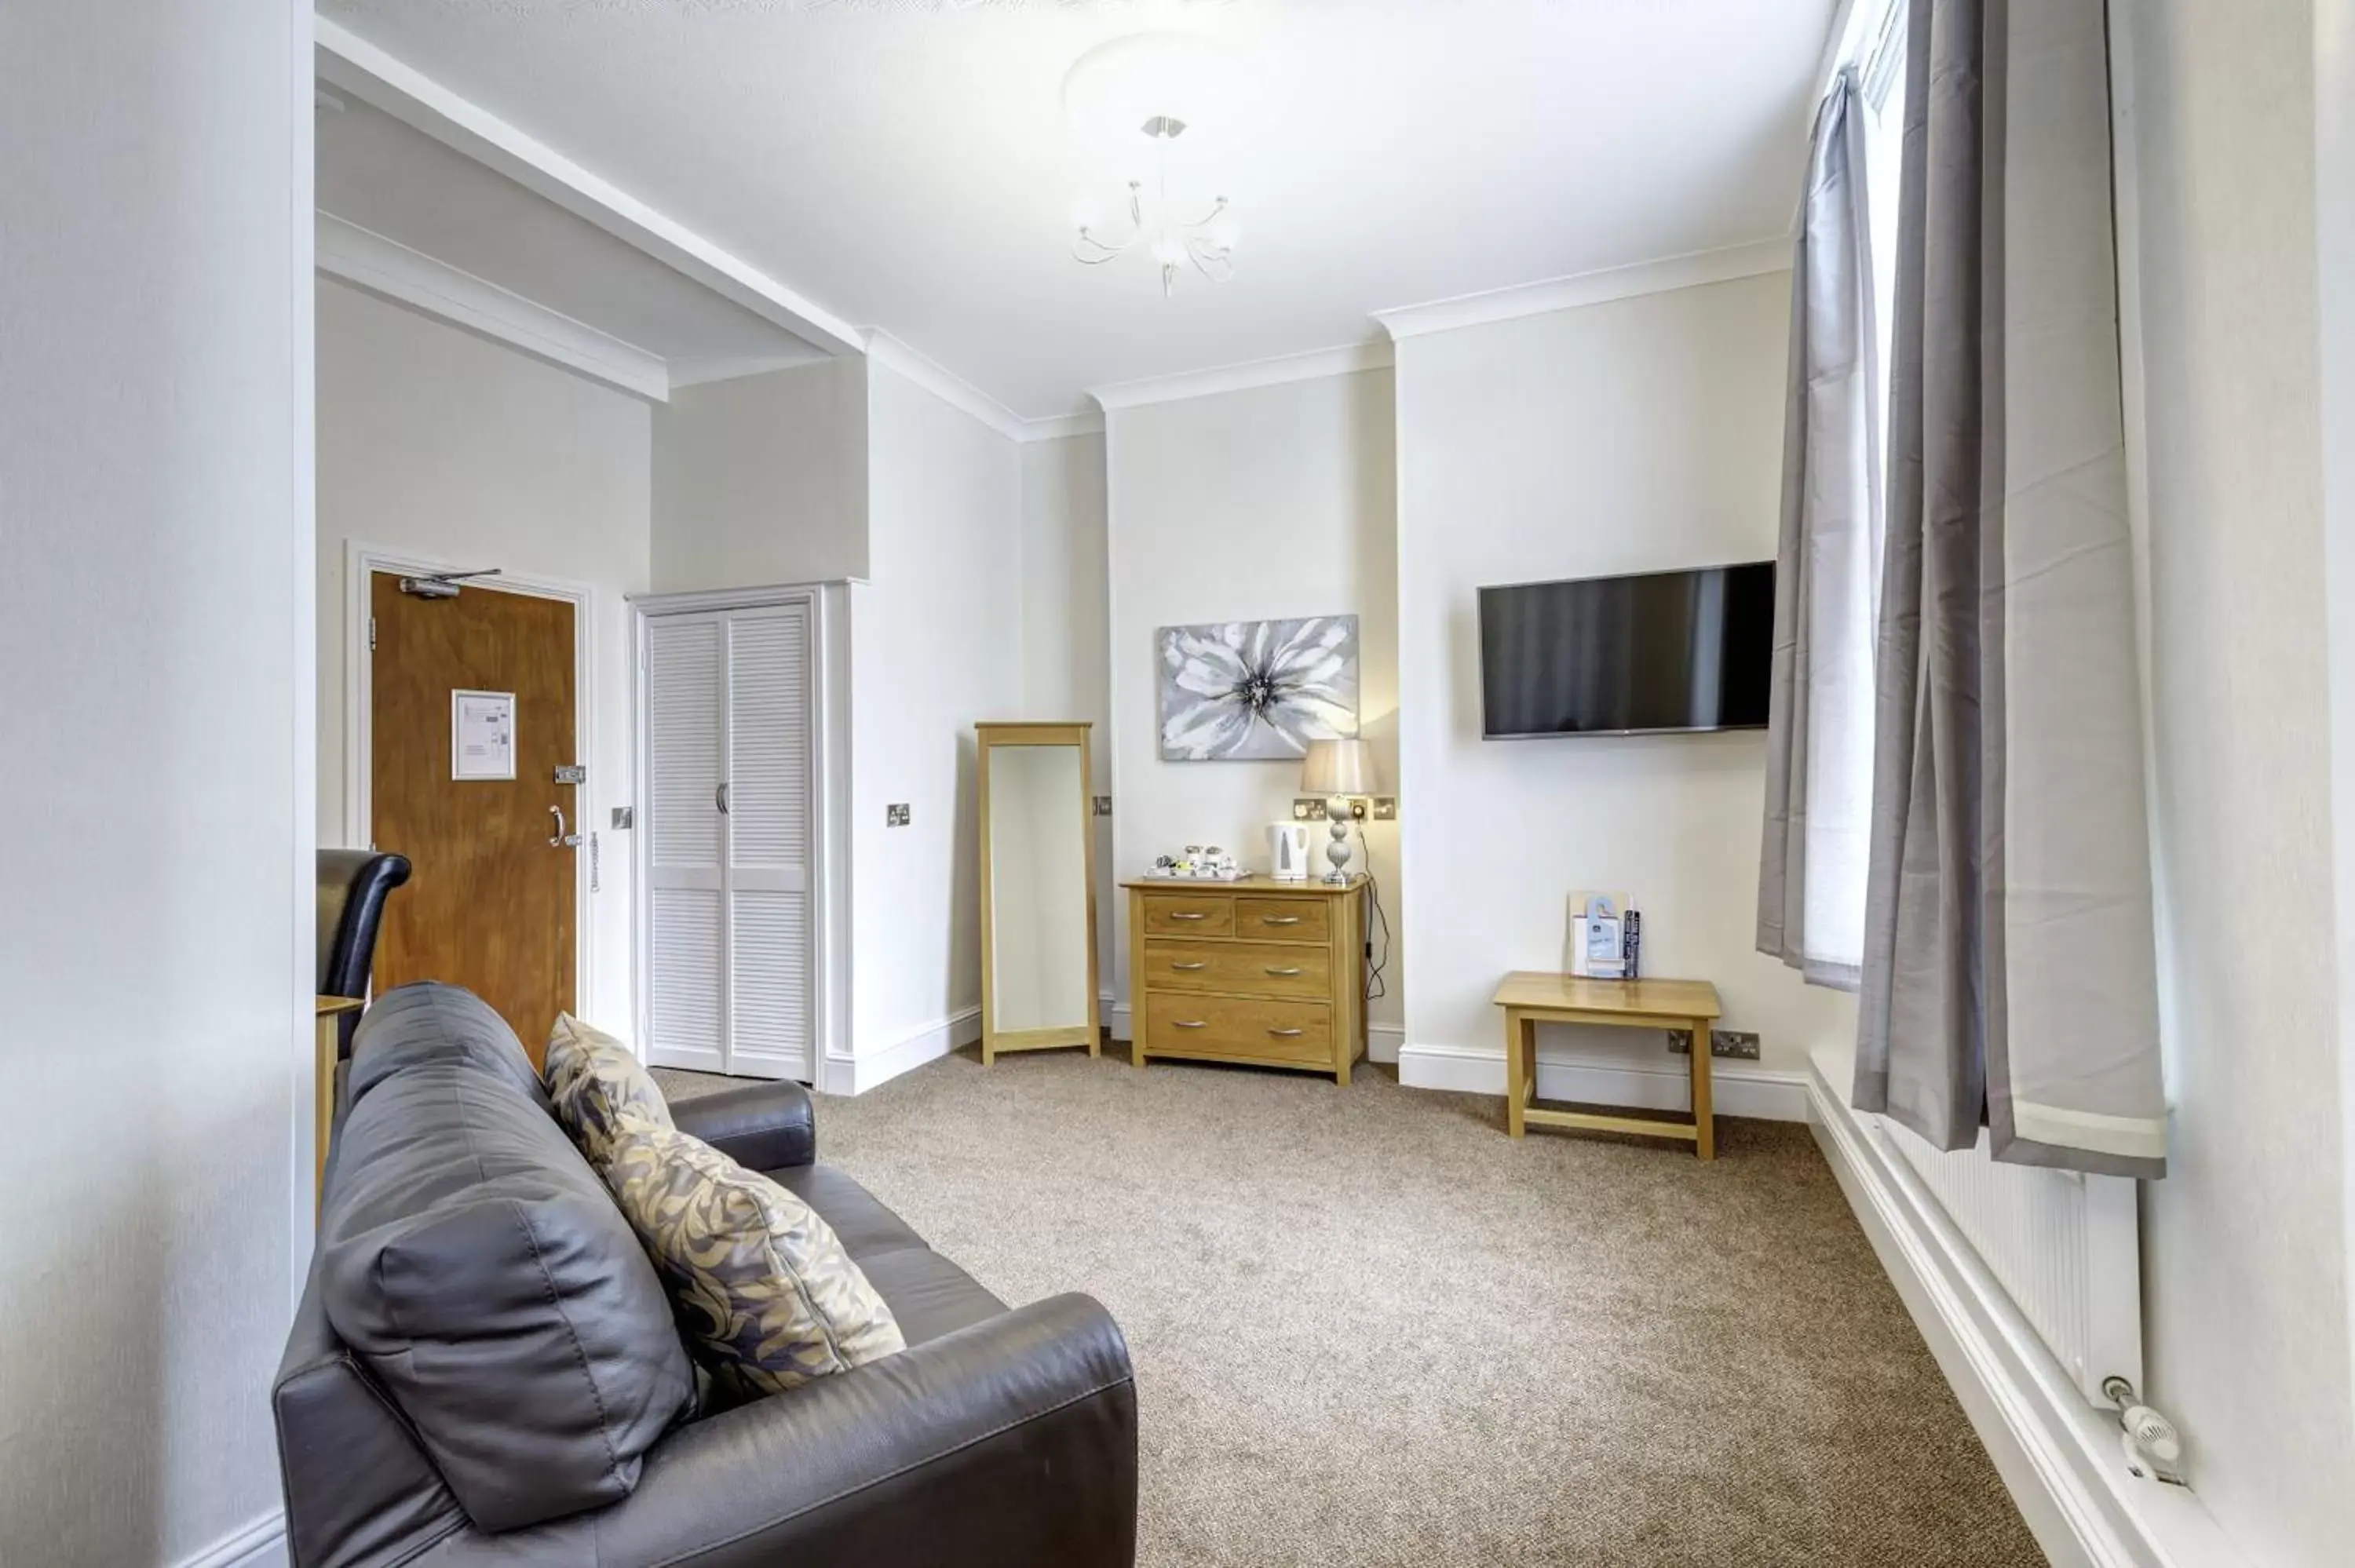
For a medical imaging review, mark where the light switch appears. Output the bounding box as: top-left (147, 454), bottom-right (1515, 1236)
top-left (886, 803), bottom-right (911, 827)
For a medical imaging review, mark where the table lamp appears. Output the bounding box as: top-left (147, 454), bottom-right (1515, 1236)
top-left (1300, 738), bottom-right (1375, 884)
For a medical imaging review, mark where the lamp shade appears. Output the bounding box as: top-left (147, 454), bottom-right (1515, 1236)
top-left (1301, 738), bottom-right (1375, 797)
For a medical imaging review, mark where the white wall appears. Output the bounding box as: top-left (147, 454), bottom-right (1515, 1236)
top-left (1391, 273), bottom-right (1856, 1098)
top-left (842, 360), bottom-right (1023, 1087)
top-left (1104, 370), bottom-right (1404, 1045)
top-left (316, 279), bottom-right (651, 1034)
top-left (2319, 0), bottom-right (2355, 1442)
top-left (0, 3), bottom-right (310, 1565)
top-left (2120, 5), bottom-right (2355, 1561)
top-left (652, 357), bottom-right (869, 591)
top-left (1018, 433), bottom-right (1115, 997)
top-left (641, 356), bottom-right (1097, 1093)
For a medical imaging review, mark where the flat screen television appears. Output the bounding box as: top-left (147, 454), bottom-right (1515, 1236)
top-left (1478, 562), bottom-right (1776, 738)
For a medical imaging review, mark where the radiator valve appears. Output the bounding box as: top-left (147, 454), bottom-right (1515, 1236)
top-left (2102, 1377), bottom-right (2187, 1486)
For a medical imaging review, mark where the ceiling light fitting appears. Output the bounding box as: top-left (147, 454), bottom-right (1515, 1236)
top-left (1063, 33), bottom-right (1243, 297)
top-left (1072, 140), bottom-right (1237, 297)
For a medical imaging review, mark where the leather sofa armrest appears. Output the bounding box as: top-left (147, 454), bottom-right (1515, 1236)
top-left (418, 1293), bottom-right (1137, 1568)
top-left (666, 1078), bottom-right (816, 1169)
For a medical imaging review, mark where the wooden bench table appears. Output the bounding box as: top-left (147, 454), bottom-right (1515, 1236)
top-left (1492, 972), bottom-right (1722, 1159)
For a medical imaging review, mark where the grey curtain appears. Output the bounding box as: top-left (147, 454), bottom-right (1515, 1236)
top-left (1758, 70), bottom-right (1879, 992)
top-left (1855, 0), bottom-right (2167, 1177)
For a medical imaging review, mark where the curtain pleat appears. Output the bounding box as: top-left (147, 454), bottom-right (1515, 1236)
top-left (1854, 0), bottom-right (2167, 1177)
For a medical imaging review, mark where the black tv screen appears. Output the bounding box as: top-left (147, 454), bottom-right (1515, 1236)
top-left (1478, 562), bottom-right (1776, 738)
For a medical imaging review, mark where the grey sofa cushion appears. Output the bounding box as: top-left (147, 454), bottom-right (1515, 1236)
top-left (320, 983), bottom-right (696, 1533)
top-left (771, 1165), bottom-right (927, 1261)
top-left (346, 981), bottom-right (548, 1107)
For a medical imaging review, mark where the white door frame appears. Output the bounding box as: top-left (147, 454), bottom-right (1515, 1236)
top-left (630, 581), bottom-right (844, 1081)
top-left (344, 542), bottom-right (601, 1019)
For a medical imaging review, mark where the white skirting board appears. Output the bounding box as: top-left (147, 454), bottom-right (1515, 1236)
top-left (820, 1005), bottom-right (981, 1096)
top-left (180, 1514), bottom-right (287, 1568)
top-left (1395, 1041), bottom-right (1811, 1122)
top-left (1803, 1052), bottom-right (2247, 1568)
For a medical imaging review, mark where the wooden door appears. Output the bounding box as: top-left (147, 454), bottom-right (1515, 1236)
top-left (370, 571), bottom-right (577, 1060)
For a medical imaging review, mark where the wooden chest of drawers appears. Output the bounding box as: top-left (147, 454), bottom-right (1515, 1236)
top-left (1122, 875), bottom-right (1368, 1084)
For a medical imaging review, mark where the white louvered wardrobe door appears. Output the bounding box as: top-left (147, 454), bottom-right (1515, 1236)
top-left (722, 605), bottom-right (813, 1081)
top-left (644, 615), bottom-right (728, 1072)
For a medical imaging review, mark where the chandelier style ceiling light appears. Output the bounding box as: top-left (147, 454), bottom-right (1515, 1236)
top-left (1062, 32), bottom-right (1243, 297)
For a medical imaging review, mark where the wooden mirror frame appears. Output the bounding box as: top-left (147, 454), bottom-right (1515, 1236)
top-left (975, 721), bottom-right (1101, 1063)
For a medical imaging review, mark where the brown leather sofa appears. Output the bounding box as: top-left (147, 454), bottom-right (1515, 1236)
top-left (274, 983), bottom-right (1138, 1567)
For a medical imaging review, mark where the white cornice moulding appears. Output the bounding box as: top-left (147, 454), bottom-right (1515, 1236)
top-left (1090, 339), bottom-right (1394, 412)
top-left (666, 352), bottom-right (833, 391)
top-left (863, 331), bottom-right (1093, 444)
top-left (1024, 410), bottom-right (1104, 442)
top-left (1374, 239), bottom-right (1795, 341)
top-left (315, 19), bottom-right (861, 357)
top-left (316, 213), bottom-right (670, 402)
top-left (864, 330), bottom-right (1030, 443)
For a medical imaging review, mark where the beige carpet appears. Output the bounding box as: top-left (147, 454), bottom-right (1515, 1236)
top-left (655, 1048), bottom-right (2044, 1568)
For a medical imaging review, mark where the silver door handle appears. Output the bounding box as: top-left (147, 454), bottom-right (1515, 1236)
top-left (1170, 961), bottom-right (1207, 971)
top-left (1167, 910), bottom-right (1207, 921)
top-left (1265, 966), bottom-right (1303, 976)
top-left (549, 806), bottom-right (581, 848)
top-left (1171, 1019), bottom-right (1207, 1030)
top-left (1267, 1027), bottom-right (1305, 1037)
top-left (1261, 915), bottom-right (1302, 925)
top-left (715, 782), bottom-right (730, 815)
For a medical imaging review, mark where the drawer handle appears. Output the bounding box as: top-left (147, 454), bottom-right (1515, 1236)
top-left (1265, 965), bottom-right (1304, 976)
top-left (1170, 961), bottom-right (1207, 971)
top-left (1261, 915), bottom-right (1302, 926)
top-left (1167, 911), bottom-right (1208, 921)
top-left (1267, 1026), bottom-right (1305, 1038)
top-left (1172, 1019), bottom-right (1207, 1030)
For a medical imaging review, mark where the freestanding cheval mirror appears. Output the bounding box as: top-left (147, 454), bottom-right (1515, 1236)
top-left (976, 722), bottom-right (1101, 1063)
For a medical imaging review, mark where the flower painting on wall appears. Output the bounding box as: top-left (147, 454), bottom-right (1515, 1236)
top-left (1157, 615), bottom-right (1360, 760)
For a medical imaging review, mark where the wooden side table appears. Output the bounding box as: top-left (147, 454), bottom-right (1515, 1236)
top-left (1492, 972), bottom-right (1722, 1159)
top-left (315, 996), bottom-right (363, 1212)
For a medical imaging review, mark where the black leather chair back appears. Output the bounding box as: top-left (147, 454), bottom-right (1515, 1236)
top-left (317, 849), bottom-right (411, 1056)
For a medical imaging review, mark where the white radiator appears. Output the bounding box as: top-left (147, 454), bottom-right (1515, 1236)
top-left (1868, 1112), bottom-right (2143, 1405)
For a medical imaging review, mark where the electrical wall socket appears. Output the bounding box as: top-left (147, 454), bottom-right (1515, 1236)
top-left (1666, 1028), bottom-right (1761, 1061)
top-left (1370, 797), bottom-right (1397, 820)
top-left (885, 803), bottom-right (911, 827)
top-left (1092, 796), bottom-right (1113, 817)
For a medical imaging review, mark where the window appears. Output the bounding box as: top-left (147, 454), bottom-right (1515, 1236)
top-left (1860, 0), bottom-right (1910, 496)
top-left (1785, 0), bottom-right (1909, 985)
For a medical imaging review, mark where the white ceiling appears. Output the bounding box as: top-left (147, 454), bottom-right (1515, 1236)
top-left (316, 0), bottom-right (1836, 421)
top-left (316, 93), bottom-right (829, 382)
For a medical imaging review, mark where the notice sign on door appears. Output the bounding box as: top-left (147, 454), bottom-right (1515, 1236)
top-left (452, 690), bottom-right (516, 781)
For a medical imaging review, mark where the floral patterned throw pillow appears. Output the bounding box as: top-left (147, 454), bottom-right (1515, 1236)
top-left (543, 1012), bottom-right (672, 1167)
top-left (601, 1120), bottom-right (904, 1395)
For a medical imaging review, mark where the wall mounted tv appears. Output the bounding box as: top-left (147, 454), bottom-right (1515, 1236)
top-left (1477, 562), bottom-right (1776, 738)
